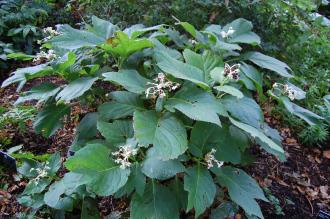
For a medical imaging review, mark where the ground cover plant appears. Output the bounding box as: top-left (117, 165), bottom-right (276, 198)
top-left (1, 15), bottom-right (326, 218)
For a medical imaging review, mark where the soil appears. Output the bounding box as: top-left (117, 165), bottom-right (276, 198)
top-left (0, 77), bottom-right (329, 219)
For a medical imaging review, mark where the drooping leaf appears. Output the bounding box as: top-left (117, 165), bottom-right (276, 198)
top-left (90, 16), bottom-right (119, 39)
top-left (56, 77), bottom-right (97, 102)
top-left (130, 181), bottom-right (179, 219)
top-left (166, 84), bottom-right (225, 126)
top-left (229, 117), bottom-right (285, 158)
top-left (65, 143), bottom-right (130, 196)
top-left (141, 148), bottom-right (185, 180)
top-left (98, 91), bottom-right (144, 120)
top-left (155, 50), bottom-right (209, 89)
top-left (222, 96), bottom-right (264, 129)
top-left (243, 52), bottom-right (292, 78)
top-left (103, 70), bottom-right (149, 94)
top-left (15, 82), bottom-right (60, 105)
top-left (184, 164), bottom-right (216, 218)
top-left (33, 103), bottom-right (70, 137)
top-left (97, 120), bottom-right (133, 146)
top-left (214, 85), bottom-right (244, 99)
top-left (212, 166), bottom-right (268, 219)
top-left (133, 110), bottom-right (187, 160)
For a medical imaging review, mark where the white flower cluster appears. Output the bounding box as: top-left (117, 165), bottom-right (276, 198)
top-left (29, 161), bottom-right (51, 185)
top-left (37, 27), bottom-right (60, 45)
top-left (112, 145), bottom-right (138, 169)
top-left (33, 49), bottom-right (57, 62)
top-left (220, 27), bottom-right (235, 39)
top-left (273, 83), bottom-right (296, 101)
top-left (224, 63), bottom-right (240, 81)
top-left (145, 73), bottom-right (180, 99)
top-left (204, 149), bottom-right (224, 169)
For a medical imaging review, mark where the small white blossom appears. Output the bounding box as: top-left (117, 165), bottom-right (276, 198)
top-left (204, 149), bottom-right (224, 169)
top-left (272, 83), bottom-right (296, 101)
top-left (145, 73), bottom-right (180, 99)
top-left (112, 144), bottom-right (138, 169)
top-left (33, 49), bottom-right (57, 62)
top-left (224, 63), bottom-right (240, 80)
top-left (220, 27), bottom-right (235, 39)
top-left (30, 162), bottom-right (51, 185)
top-left (38, 27), bottom-right (61, 44)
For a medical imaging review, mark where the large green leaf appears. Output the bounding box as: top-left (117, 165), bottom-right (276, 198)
top-left (56, 77), bottom-right (98, 102)
top-left (184, 164), bottom-right (216, 218)
top-left (243, 52), bottom-right (292, 78)
top-left (1, 64), bottom-right (52, 91)
top-left (130, 181), bottom-right (179, 219)
top-left (103, 70), bottom-right (149, 94)
top-left (65, 143), bottom-right (130, 196)
top-left (222, 96), bottom-right (264, 129)
top-left (212, 166), bottom-right (268, 219)
top-left (97, 120), bottom-right (134, 146)
top-left (183, 49), bottom-right (223, 84)
top-left (223, 18), bottom-right (261, 45)
top-left (210, 202), bottom-right (239, 219)
top-left (190, 122), bottom-right (248, 163)
top-left (98, 91), bottom-right (144, 120)
top-left (229, 117), bottom-right (285, 157)
top-left (33, 103), bottom-right (70, 137)
top-left (15, 82), bottom-right (60, 105)
top-left (179, 22), bottom-right (208, 43)
top-left (214, 85), bottom-right (244, 99)
top-left (133, 110), bottom-right (188, 160)
top-left (281, 97), bottom-right (323, 125)
top-left (101, 31), bottom-right (153, 58)
top-left (81, 198), bottom-right (101, 219)
top-left (90, 16), bottom-right (119, 39)
top-left (116, 163), bottom-right (145, 197)
top-left (166, 84), bottom-right (225, 126)
top-left (141, 148), bottom-right (185, 180)
top-left (51, 24), bottom-right (104, 50)
top-left (155, 50), bottom-right (209, 89)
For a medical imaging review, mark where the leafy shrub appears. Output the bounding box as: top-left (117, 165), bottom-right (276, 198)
top-left (2, 16), bottom-right (324, 218)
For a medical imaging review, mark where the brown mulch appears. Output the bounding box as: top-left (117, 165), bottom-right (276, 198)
top-left (1, 77), bottom-right (330, 218)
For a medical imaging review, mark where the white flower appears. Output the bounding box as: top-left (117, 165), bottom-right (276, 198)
top-left (220, 26), bottom-right (235, 39)
top-left (33, 49), bottom-right (57, 62)
top-left (112, 144), bottom-right (138, 169)
top-left (145, 73), bottom-right (180, 99)
top-left (272, 83), bottom-right (296, 101)
top-left (38, 27), bottom-right (61, 44)
top-left (30, 163), bottom-right (51, 185)
top-left (204, 149), bottom-right (224, 169)
top-left (224, 63), bottom-right (240, 80)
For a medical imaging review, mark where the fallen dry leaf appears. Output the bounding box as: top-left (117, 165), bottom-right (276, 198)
top-left (320, 186), bottom-right (330, 199)
top-left (323, 150), bottom-right (330, 159)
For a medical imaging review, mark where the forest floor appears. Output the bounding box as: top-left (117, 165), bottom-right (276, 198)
top-left (0, 77), bottom-right (329, 219)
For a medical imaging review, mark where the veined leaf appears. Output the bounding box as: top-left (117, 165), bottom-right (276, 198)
top-left (243, 52), bottom-right (292, 78)
top-left (166, 84), bottom-right (224, 126)
top-left (130, 181), bottom-right (179, 219)
top-left (116, 163), bottom-right (145, 197)
top-left (97, 120), bottom-right (134, 146)
top-left (65, 143), bottom-right (130, 196)
top-left (103, 70), bottom-right (150, 94)
top-left (212, 166), bottom-right (268, 219)
top-left (33, 103), bottom-right (70, 137)
top-left (184, 164), bottom-right (216, 218)
top-left (214, 85), bottom-right (244, 99)
top-left (98, 91), bottom-right (144, 120)
top-left (90, 16), bottom-right (119, 39)
top-left (155, 50), bottom-right (209, 89)
top-left (229, 117), bottom-right (285, 157)
top-left (56, 77), bottom-right (98, 102)
top-left (133, 110), bottom-right (188, 160)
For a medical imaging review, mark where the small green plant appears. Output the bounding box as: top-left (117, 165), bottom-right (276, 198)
top-left (0, 105), bottom-right (36, 132)
top-left (3, 16), bottom-right (324, 218)
top-left (264, 187), bottom-right (285, 216)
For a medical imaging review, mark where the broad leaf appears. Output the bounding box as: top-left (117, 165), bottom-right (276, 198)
top-left (15, 82), bottom-right (60, 105)
top-left (103, 70), bottom-right (149, 94)
top-left (155, 50), bottom-right (209, 89)
top-left (97, 120), bottom-right (134, 146)
top-left (65, 143), bottom-right (130, 196)
top-left (184, 164), bottom-right (216, 218)
top-left (90, 16), bottom-right (118, 39)
top-left (141, 148), bottom-right (185, 180)
top-left (116, 163), bottom-right (145, 197)
top-left (214, 85), bottom-right (244, 99)
top-left (133, 110), bottom-right (188, 160)
top-left (244, 52), bottom-right (292, 78)
top-left (33, 103), bottom-right (70, 137)
top-left (166, 84), bottom-right (225, 126)
top-left (222, 96), bottom-right (264, 129)
top-left (130, 181), bottom-right (179, 219)
top-left (210, 202), bottom-right (239, 219)
top-left (98, 91), bottom-right (144, 120)
top-left (212, 166), bottom-right (268, 219)
top-left (56, 77), bottom-right (98, 102)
